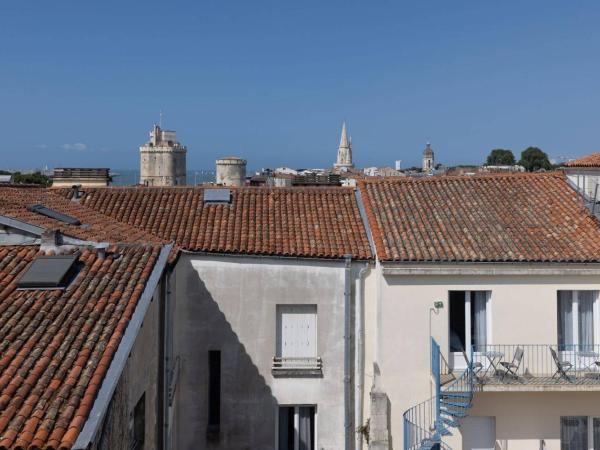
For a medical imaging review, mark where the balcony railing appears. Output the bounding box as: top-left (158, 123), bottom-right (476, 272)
top-left (271, 356), bottom-right (323, 377)
top-left (471, 344), bottom-right (600, 387)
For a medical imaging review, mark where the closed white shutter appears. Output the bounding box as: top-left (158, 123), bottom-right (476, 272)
top-left (277, 305), bottom-right (317, 358)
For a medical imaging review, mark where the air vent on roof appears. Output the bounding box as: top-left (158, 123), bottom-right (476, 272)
top-left (204, 189), bottom-right (231, 204)
top-left (16, 255), bottom-right (79, 289)
top-left (27, 204), bottom-right (81, 225)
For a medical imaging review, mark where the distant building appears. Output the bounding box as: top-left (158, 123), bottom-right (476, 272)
top-left (422, 142), bottom-right (435, 171)
top-left (363, 166), bottom-right (404, 177)
top-left (334, 122), bottom-right (354, 170)
top-left (274, 167), bottom-right (298, 176)
top-left (216, 156), bottom-right (247, 187)
top-left (292, 171), bottom-right (342, 186)
top-left (564, 151), bottom-right (600, 200)
top-left (0, 174), bottom-right (12, 184)
top-left (395, 160), bottom-right (402, 171)
top-left (482, 164), bottom-right (526, 174)
top-left (140, 124), bottom-right (187, 186)
top-left (51, 167), bottom-right (110, 187)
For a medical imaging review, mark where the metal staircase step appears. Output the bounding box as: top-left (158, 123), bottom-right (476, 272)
top-left (419, 438), bottom-right (435, 450)
top-left (440, 391), bottom-right (471, 399)
top-left (440, 399), bottom-right (470, 408)
top-left (440, 408), bottom-right (468, 418)
top-left (442, 416), bottom-right (460, 428)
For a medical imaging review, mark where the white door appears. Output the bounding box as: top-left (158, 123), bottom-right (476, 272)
top-left (277, 305), bottom-right (317, 358)
top-left (461, 417), bottom-right (495, 450)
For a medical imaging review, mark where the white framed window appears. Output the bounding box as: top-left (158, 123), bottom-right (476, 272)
top-left (276, 305), bottom-right (317, 358)
top-left (278, 405), bottom-right (316, 450)
top-left (449, 291), bottom-right (491, 368)
top-left (557, 291), bottom-right (599, 351)
top-left (560, 416), bottom-right (600, 450)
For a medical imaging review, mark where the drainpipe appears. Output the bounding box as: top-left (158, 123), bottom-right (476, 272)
top-left (344, 254), bottom-right (353, 450)
top-left (355, 264), bottom-right (370, 450)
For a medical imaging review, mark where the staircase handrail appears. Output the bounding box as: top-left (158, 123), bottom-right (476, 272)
top-left (402, 339), bottom-right (475, 450)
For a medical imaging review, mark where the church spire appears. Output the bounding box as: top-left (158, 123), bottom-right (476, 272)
top-left (334, 121), bottom-right (354, 169)
top-left (339, 121), bottom-right (349, 149)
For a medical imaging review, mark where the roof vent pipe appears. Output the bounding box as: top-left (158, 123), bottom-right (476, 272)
top-left (41, 229), bottom-right (60, 247)
top-left (96, 243), bottom-right (109, 260)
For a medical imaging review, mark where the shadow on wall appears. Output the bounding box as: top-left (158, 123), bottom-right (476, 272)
top-left (173, 264), bottom-right (279, 450)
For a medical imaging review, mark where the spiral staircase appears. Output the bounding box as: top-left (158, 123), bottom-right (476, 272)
top-left (403, 339), bottom-right (475, 450)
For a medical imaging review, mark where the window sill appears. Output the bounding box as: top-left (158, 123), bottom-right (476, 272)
top-left (271, 357), bottom-right (323, 378)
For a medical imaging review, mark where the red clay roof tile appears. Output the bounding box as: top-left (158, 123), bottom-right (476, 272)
top-left (359, 172), bottom-right (600, 262)
top-left (565, 151), bottom-right (600, 167)
top-left (0, 186), bottom-right (166, 247)
top-left (59, 186), bottom-right (372, 259)
top-left (0, 244), bottom-right (160, 450)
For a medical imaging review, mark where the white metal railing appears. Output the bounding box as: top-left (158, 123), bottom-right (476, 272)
top-left (272, 356), bottom-right (322, 371)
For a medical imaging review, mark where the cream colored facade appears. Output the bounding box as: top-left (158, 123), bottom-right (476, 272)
top-left (362, 262), bottom-right (600, 450)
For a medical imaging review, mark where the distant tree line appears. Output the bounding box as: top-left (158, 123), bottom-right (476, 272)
top-left (486, 147), bottom-right (552, 172)
top-left (0, 170), bottom-right (52, 186)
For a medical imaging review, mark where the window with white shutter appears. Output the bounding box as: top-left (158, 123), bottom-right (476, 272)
top-left (273, 305), bottom-right (321, 376)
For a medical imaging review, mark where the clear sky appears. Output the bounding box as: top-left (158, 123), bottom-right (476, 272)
top-left (1, 1), bottom-right (600, 170)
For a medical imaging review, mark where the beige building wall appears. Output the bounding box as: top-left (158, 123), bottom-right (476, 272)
top-left (366, 264), bottom-right (600, 448)
top-left (445, 392), bottom-right (600, 450)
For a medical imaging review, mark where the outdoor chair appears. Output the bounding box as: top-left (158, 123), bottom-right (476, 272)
top-left (550, 347), bottom-right (573, 382)
top-left (461, 349), bottom-right (484, 381)
top-left (498, 346), bottom-right (524, 381)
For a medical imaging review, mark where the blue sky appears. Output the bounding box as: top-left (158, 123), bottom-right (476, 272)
top-left (1, 1), bottom-right (600, 170)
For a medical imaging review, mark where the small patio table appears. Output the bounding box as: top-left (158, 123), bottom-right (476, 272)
top-left (576, 350), bottom-right (600, 373)
top-left (481, 350), bottom-right (504, 379)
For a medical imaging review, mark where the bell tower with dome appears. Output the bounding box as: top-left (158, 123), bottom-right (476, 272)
top-left (422, 142), bottom-right (435, 171)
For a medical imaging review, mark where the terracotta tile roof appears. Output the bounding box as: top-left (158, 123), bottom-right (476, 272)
top-left (0, 186), bottom-right (166, 246)
top-left (565, 151), bottom-right (600, 167)
top-left (0, 243), bottom-right (161, 450)
top-left (59, 186), bottom-right (372, 260)
top-left (359, 172), bottom-right (600, 262)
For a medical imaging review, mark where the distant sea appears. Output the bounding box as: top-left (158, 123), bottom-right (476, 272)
top-left (110, 169), bottom-right (216, 186)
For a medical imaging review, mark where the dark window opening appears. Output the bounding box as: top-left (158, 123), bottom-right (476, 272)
top-left (207, 350), bottom-right (221, 440)
top-left (561, 416), bottom-right (588, 450)
top-left (132, 393), bottom-right (145, 450)
top-left (449, 291), bottom-right (466, 352)
top-left (278, 406), bottom-right (315, 450)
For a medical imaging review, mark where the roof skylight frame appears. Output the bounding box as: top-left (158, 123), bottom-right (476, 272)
top-left (16, 254), bottom-right (79, 289)
top-left (204, 189), bottom-right (232, 204)
top-left (27, 204), bottom-right (82, 226)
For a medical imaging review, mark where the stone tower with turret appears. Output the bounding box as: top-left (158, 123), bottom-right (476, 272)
top-left (422, 142), bottom-right (435, 172)
top-left (334, 122), bottom-right (354, 170)
top-left (139, 124), bottom-right (187, 186)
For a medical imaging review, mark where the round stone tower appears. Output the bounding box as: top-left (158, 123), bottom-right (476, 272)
top-left (139, 124), bottom-right (187, 186)
top-left (216, 157), bottom-right (247, 187)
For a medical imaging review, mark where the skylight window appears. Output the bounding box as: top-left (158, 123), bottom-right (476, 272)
top-left (27, 204), bottom-right (81, 226)
top-left (204, 189), bottom-right (231, 204)
top-left (17, 255), bottom-right (79, 288)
